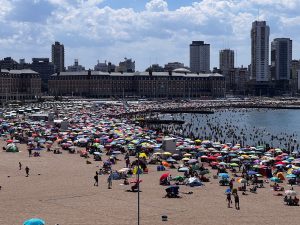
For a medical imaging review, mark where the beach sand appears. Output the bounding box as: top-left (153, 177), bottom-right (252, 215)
top-left (0, 141), bottom-right (299, 225)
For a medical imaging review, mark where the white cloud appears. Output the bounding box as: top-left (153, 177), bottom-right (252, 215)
top-left (0, 0), bottom-right (300, 70)
top-left (145, 0), bottom-right (168, 12)
top-left (0, 0), bottom-right (13, 19)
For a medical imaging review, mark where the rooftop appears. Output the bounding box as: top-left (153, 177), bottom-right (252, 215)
top-left (50, 70), bottom-right (223, 78)
top-left (0, 69), bottom-right (38, 74)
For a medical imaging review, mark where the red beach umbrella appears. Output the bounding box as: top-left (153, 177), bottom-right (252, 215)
top-left (160, 173), bottom-right (170, 181)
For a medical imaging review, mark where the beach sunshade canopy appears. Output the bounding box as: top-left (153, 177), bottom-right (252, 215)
top-left (285, 190), bottom-right (297, 196)
top-left (23, 218), bottom-right (45, 225)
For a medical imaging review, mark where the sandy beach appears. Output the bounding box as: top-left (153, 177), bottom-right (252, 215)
top-left (0, 139), bottom-right (299, 225)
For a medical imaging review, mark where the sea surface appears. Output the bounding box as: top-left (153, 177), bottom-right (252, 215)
top-left (160, 108), bottom-right (300, 151)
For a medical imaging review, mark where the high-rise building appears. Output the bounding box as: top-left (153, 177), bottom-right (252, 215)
top-left (51, 41), bottom-right (65, 72)
top-left (271, 38), bottom-right (292, 80)
top-left (67, 59), bottom-right (85, 72)
top-left (251, 21), bottom-right (270, 82)
top-left (219, 49), bottom-right (234, 72)
top-left (190, 41), bottom-right (210, 73)
top-left (290, 60), bottom-right (300, 94)
top-left (30, 58), bottom-right (55, 92)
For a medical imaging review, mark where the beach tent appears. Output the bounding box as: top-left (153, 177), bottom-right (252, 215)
top-left (6, 143), bottom-right (19, 152)
top-left (23, 218), bottom-right (45, 225)
top-left (186, 177), bottom-right (202, 187)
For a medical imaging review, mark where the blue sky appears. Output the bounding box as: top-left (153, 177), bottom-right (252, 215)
top-left (0, 0), bottom-right (300, 71)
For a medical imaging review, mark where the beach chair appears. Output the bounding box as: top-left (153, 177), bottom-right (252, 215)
top-left (165, 186), bottom-right (180, 198)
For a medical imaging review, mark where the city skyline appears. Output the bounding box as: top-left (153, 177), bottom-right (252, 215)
top-left (0, 0), bottom-right (300, 71)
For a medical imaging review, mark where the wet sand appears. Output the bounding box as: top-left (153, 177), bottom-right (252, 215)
top-left (0, 141), bottom-right (299, 225)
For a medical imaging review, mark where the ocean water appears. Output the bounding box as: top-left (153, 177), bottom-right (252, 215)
top-left (160, 108), bottom-right (300, 150)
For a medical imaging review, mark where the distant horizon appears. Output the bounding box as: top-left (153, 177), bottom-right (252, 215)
top-left (0, 0), bottom-right (300, 71)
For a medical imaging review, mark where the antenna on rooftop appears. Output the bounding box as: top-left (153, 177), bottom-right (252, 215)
top-left (257, 8), bottom-right (260, 21)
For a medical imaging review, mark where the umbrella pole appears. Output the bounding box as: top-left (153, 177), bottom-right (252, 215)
top-left (137, 145), bottom-right (140, 225)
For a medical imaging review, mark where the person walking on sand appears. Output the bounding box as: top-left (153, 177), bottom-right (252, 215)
top-left (107, 171), bottom-right (113, 189)
top-left (19, 162), bottom-right (22, 170)
top-left (94, 171), bottom-right (99, 186)
top-left (25, 166), bottom-right (30, 177)
top-left (234, 193), bottom-right (240, 210)
top-left (226, 192), bottom-right (232, 208)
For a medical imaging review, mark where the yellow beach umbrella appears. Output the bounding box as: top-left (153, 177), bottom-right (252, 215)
top-left (163, 152), bottom-right (172, 155)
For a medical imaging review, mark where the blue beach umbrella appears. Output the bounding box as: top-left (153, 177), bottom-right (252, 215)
top-left (247, 170), bottom-right (257, 175)
top-left (286, 174), bottom-right (296, 179)
top-left (23, 218), bottom-right (45, 225)
top-left (218, 173), bottom-right (229, 179)
top-left (270, 177), bottom-right (282, 183)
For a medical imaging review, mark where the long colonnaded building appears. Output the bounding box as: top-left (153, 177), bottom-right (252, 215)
top-left (0, 69), bottom-right (41, 102)
top-left (48, 68), bottom-right (225, 98)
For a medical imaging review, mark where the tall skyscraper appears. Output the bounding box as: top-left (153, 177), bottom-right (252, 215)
top-left (51, 41), bottom-right (65, 72)
top-left (271, 38), bottom-right (292, 80)
top-left (190, 41), bottom-right (210, 73)
top-left (219, 49), bottom-right (234, 72)
top-left (251, 21), bottom-right (270, 82)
